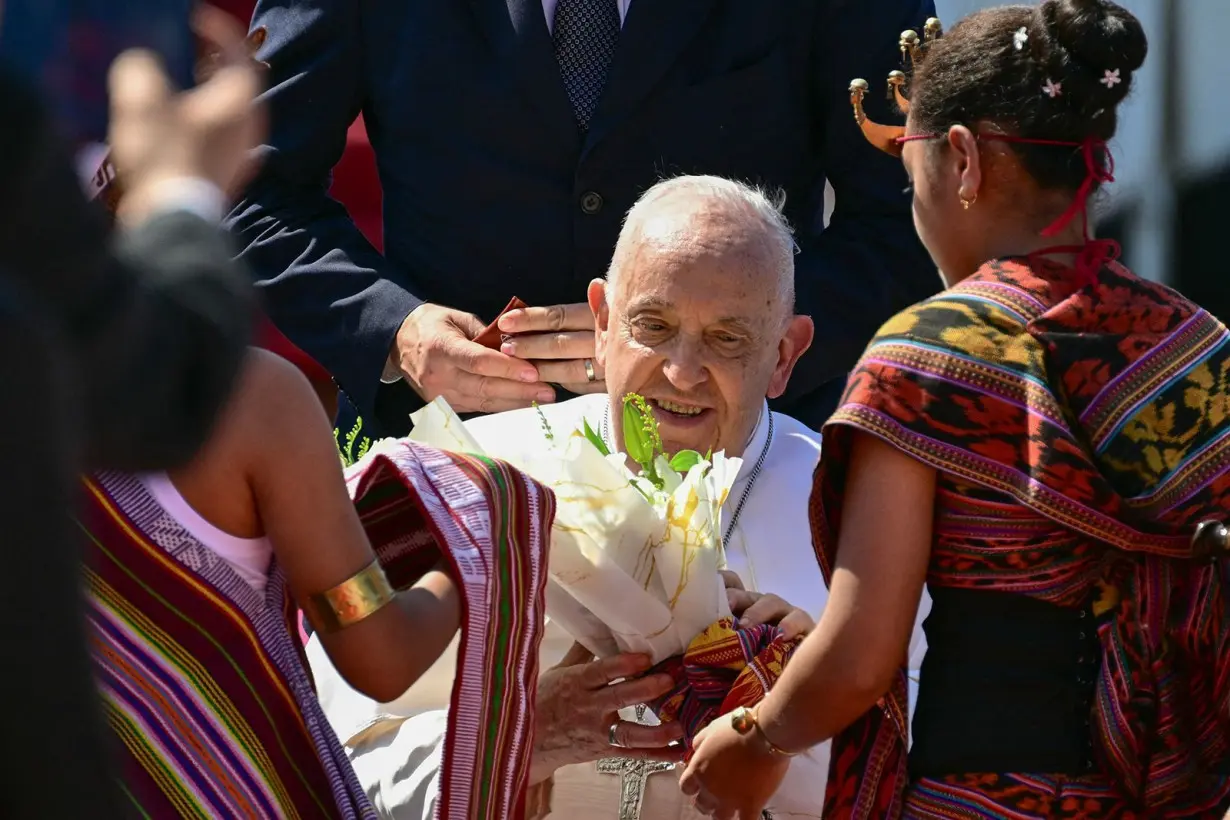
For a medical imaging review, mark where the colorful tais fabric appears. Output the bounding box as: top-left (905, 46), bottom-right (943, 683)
top-left (650, 616), bottom-right (798, 751)
top-left (811, 257), bottom-right (1230, 819)
top-left (81, 440), bottom-right (553, 820)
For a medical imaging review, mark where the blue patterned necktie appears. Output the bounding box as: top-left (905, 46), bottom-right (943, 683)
top-left (552, 0), bottom-right (620, 131)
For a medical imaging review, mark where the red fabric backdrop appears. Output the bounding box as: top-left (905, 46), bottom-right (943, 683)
top-left (214, 0), bottom-right (385, 387)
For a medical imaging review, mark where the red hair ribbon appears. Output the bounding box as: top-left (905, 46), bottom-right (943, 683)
top-left (897, 131), bottom-right (1119, 286)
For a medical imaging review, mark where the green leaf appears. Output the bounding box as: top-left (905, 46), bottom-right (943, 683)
top-left (622, 397), bottom-right (652, 466)
top-left (336, 416), bottom-right (370, 467)
top-left (669, 449), bottom-right (703, 474)
top-left (582, 418), bottom-right (610, 456)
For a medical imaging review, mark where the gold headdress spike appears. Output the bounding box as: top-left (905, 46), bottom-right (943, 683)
top-left (850, 79), bottom-right (904, 157)
top-left (887, 70), bottom-right (909, 112)
top-left (851, 17), bottom-right (943, 156)
top-left (899, 30), bottom-right (922, 67)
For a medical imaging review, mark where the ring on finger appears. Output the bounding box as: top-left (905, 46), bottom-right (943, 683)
top-left (608, 723), bottom-right (624, 748)
top-left (584, 358), bottom-right (597, 382)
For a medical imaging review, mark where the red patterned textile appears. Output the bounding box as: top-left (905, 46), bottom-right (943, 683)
top-left (650, 617), bottom-right (798, 752)
top-left (812, 256), bottom-right (1230, 818)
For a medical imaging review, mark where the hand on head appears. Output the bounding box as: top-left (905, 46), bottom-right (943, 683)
top-left (107, 4), bottom-right (266, 224)
top-left (591, 176), bottom-right (812, 459)
top-left (497, 302), bottom-right (606, 395)
top-left (396, 175), bottom-right (817, 420)
top-left (528, 642), bottom-right (682, 785)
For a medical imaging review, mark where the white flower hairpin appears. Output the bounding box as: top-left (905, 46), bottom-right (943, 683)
top-left (1101, 68), bottom-right (1122, 88)
top-left (1042, 78), bottom-right (1063, 98)
top-left (1013, 27), bottom-right (1028, 51)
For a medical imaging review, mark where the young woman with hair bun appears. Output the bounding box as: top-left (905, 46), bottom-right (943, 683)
top-left (678, 2), bottom-right (1230, 817)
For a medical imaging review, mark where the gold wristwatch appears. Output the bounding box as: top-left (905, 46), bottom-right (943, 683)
top-left (730, 705), bottom-right (801, 757)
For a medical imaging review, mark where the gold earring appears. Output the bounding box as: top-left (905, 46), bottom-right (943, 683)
top-left (960, 193), bottom-right (976, 210)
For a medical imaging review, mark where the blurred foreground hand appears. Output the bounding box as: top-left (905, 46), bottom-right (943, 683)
top-left (108, 4), bottom-right (265, 224)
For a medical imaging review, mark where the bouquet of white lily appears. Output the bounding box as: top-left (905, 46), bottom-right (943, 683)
top-left (408, 395), bottom-right (742, 664)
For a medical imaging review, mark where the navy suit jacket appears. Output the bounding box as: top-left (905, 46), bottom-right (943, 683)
top-left (228, 0), bottom-right (938, 434)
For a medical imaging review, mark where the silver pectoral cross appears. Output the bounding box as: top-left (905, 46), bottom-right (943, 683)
top-left (596, 756), bottom-right (676, 820)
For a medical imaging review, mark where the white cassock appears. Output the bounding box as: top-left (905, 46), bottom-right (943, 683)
top-left (306, 394), bottom-right (930, 820)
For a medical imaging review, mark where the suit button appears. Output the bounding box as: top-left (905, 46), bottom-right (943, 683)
top-left (580, 191), bottom-right (604, 214)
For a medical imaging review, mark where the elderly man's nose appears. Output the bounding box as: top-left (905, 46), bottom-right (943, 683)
top-left (663, 346), bottom-right (707, 390)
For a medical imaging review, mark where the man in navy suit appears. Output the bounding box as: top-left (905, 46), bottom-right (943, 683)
top-left (227, 0), bottom-right (938, 436)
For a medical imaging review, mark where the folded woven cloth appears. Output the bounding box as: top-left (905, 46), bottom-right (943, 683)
top-left (473, 296), bottom-right (528, 349)
top-left (649, 616), bottom-right (800, 752)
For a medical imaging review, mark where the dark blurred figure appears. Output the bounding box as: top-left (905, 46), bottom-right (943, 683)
top-left (0, 9), bottom-right (263, 816)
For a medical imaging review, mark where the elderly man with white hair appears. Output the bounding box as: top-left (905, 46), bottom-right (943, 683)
top-left (307, 175), bottom-right (929, 819)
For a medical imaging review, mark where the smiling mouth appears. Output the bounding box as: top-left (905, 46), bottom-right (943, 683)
top-left (651, 398), bottom-right (709, 419)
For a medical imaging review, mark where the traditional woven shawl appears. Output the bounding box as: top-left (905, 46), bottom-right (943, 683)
top-left (650, 617), bottom-right (798, 750)
top-left (81, 441), bottom-right (552, 819)
top-left (812, 257), bottom-right (1230, 818)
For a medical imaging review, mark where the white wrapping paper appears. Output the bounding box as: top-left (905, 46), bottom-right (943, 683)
top-left (409, 398), bottom-right (740, 664)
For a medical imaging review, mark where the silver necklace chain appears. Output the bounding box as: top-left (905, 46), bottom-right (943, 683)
top-left (720, 411), bottom-right (774, 546)
top-left (600, 406), bottom-right (775, 546)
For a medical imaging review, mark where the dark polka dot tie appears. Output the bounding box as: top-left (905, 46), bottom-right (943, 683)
top-left (552, 0), bottom-right (620, 131)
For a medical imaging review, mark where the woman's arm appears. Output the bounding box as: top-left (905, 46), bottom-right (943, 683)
top-left (245, 351), bottom-right (460, 703)
top-left (754, 431), bottom-right (934, 749)
top-left (680, 432), bottom-right (934, 814)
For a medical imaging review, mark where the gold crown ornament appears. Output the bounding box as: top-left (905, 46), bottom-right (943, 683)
top-left (850, 17), bottom-right (943, 156)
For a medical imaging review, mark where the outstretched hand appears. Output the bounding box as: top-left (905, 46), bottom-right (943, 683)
top-left (529, 643), bottom-right (682, 785)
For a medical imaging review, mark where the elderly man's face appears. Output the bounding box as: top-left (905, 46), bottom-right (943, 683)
top-left (588, 224), bottom-right (813, 459)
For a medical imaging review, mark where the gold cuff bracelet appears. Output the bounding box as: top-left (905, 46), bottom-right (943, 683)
top-left (306, 559), bottom-right (395, 633)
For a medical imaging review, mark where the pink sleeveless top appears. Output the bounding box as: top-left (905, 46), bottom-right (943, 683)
top-left (137, 473), bottom-right (274, 594)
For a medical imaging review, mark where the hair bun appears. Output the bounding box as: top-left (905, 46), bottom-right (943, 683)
top-left (1036, 0), bottom-right (1148, 106)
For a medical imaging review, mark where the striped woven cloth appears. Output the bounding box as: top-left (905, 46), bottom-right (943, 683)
top-left (650, 616), bottom-right (798, 751)
top-left (81, 440), bottom-right (553, 819)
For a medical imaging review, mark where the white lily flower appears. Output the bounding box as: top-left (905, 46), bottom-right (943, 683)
top-left (408, 397), bottom-right (741, 664)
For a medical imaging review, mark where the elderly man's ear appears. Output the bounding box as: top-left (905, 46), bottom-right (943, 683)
top-left (766, 315), bottom-right (814, 399)
top-left (587, 279), bottom-right (611, 363)
top-left (586, 279), bottom-right (609, 328)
